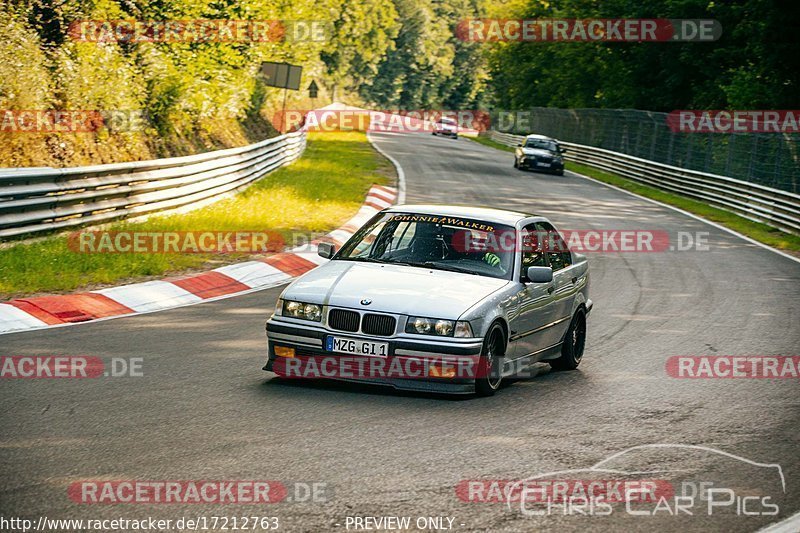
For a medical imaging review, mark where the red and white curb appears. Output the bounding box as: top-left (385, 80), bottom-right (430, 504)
top-left (0, 185), bottom-right (397, 335)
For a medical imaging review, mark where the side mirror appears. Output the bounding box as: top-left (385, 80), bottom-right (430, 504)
top-left (317, 242), bottom-right (336, 259)
top-left (559, 147), bottom-right (567, 154)
top-left (516, 143), bottom-right (522, 147)
top-left (525, 266), bottom-right (553, 283)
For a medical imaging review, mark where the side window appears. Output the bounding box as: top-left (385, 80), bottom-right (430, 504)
top-left (520, 224), bottom-right (547, 278)
top-left (536, 222), bottom-right (572, 272)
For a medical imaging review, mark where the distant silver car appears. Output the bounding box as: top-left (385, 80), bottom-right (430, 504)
top-left (432, 117), bottom-right (459, 139)
top-left (264, 205), bottom-right (591, 396)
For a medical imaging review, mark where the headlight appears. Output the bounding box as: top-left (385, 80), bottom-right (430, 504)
top-left (406, 317), bottom-right (473, 337)
top-left (282, 300), bottom-right (322, 321)
top-left (435, 320), bottom-right (453, 336)
top-left (303, 303), bottom-right (322, 321)
top-left (409, 317), bottom-right (434, 334)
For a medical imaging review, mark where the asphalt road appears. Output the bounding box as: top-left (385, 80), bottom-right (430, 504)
top-left (1, 131), bottom-right (798, 532)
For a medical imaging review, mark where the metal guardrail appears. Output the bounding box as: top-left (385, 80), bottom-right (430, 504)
top-left (490, 107), bottom-right (799, 194)
top-left (0, 129), bottom-right (307, 239)
top-left (485, 131), bottom-right (800, 234)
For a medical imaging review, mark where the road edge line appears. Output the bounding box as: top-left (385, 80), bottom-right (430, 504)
top-left (465, 135), bottom-right (799, 265)
top-left (567, 170), bottom-right (800, 265)
top-left (367, 130), bottom-right (406, 204)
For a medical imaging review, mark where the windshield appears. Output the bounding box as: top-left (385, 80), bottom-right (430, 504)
top-left (524, 139), bottom-right (559, 152)
top-left (439, 118), bottom-right (457, 125)
top-left (336, 212), bottom-right (516, 280)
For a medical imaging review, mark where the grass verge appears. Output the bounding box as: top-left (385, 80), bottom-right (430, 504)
top-left (0, 131), bottom-right (394, 299)
top-left (465, 136), bottom-right (800, 254)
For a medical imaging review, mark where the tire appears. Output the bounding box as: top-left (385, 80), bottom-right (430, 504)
top-left (549, 309), bottom-right (586, 371)
top-left (475, 323), bottom-right (505, 396)
top-left (513, 157), bottom-right (519, 168)
top-left (453, 134), bottom-right (458, 139)
top-left (555, 170), bottom-right (564, 176)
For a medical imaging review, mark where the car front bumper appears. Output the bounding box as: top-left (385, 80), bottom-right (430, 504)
top-left (265, 318), bottom-right (484, 394)
top-left (520, 159), bottom-right (564, 172)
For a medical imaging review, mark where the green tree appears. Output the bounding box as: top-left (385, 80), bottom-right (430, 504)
top-left (320, 0), bottom-right (400, 101)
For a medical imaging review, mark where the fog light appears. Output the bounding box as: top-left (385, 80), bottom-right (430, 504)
top-left (429, 365), bottom-right (456, 378)
top-left (275, 346), bottom-right (295, 358)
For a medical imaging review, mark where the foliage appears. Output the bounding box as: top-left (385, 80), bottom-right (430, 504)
top-left (1, 0), bottom-right (796, 166)
top-left (357, 0), bottom-right (487, 109)
top-left (486, 0), bottom-right (800, 111)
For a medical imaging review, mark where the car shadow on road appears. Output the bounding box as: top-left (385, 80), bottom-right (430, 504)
top-left (504, 363), bottom-right (591, 389)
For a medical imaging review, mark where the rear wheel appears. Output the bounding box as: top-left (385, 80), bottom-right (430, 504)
top-left (549, 310), bottom-right (586, 371)
top-left (476, 323), bottom-right (505, 396)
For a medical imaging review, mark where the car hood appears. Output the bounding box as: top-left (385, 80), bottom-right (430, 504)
top-left (283, 260), bottom-right (509, 319)
top-left (521, 147), bottom-right (558, 157)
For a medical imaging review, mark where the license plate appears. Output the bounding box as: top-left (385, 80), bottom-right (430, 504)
top-left (538, 162), bottom-right (551, 167)
top-left (325, 336), bottom-right (388, 357)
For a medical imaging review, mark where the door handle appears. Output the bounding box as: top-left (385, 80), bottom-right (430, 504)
top-left (572, 276), bottom-right (578, 284)
top-left (547, 285), bottom-right (554, 295)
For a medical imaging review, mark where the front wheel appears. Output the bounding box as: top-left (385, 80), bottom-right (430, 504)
top-left (475, 323), bottom-right (505, 396)
top-left (549, 310), bottom-right (586, 371)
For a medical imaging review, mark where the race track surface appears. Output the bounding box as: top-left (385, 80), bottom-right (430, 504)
top-left (1, 131), bottom-right (798, 532)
